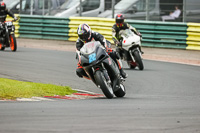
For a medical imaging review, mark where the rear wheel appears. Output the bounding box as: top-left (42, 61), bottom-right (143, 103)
top-left (114, 84), bottom-right (126, 97)
top-left (133, 50), bottom-right (144, 70)
top-left (0, 43), bottom-right (5, 51)
top-left (95, 71), bottom-right (114, 99)
top-left (10, 34), bottom-right (17, 52)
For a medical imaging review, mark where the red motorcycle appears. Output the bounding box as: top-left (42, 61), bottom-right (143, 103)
top-left (0, 19), bottom-right (17, 52)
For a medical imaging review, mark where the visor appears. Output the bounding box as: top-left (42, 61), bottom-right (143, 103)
top-left (79, 32), bottom-right (90, 42)
top-left (116, 19), bottom-right (124, 24)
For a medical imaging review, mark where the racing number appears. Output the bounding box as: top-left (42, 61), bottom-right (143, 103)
top-left (89, 53), bottom-right (96, 63)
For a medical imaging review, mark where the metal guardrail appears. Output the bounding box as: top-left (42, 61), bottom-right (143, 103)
top-left (186, 23), bottom-right (200, 50)
top-left (127, 20), bottom-right (188, 49)
top-left (7, 15), bottom-right (200, 50)
top-left (18, 15), bottom-right (70, 40)
top-left (68, 17), bottom-right (115, 42)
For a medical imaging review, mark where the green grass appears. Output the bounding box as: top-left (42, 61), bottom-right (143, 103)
top-left (0, 78), bottom-right (76, 100)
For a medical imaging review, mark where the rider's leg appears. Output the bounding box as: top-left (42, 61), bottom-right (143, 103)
top-left (116, 58), bottom-right (128, 79)
top-left (109, 51), bottom-right (128, 79)
top-left (116, 46), bottom-right (123, 59)
top-left (106, 40), bottom-right (128, 78)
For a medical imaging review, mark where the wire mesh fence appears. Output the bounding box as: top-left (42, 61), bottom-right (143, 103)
top-left (4, 0), bottom-right (200, 23)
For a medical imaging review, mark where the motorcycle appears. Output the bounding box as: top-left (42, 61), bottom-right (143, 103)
top-left (0, 19), bottom-right (17, 52)
top-left (119, 29), bottom-right (144, 70)
top-left (77, 41), bottom-right (126, 99)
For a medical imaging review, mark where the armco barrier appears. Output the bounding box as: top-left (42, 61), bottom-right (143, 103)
top-left (68, 17), bottom-right (115, 43)
top-left (126, 20), bottom-right (188, 49)
top-left (18, 15), bottom-right (70, 40)
top-left (187, 23), bottom-right (200, 50)
top-left (7, 15), bottom-right (200, 50)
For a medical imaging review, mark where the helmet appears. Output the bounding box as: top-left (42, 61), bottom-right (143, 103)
top-left (0, 2), bottom-right (6, 11)
top-left (115, 14), bottom-right (124, 27)
top-left (77, 23), bottom-right (92, 42)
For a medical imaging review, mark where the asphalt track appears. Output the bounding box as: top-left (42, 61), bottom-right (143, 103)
top-left (0, 39), bottom-right (200, 133)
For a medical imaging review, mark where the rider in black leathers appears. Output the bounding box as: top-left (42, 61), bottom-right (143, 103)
top-left (76, 23), bottom-right (128, 79)
top-left (0, 2), bottom-right (17, 22)
top-left (0, 2), bottom-right (17, 44)
top-left (112, 14), bottom-right (143, 58)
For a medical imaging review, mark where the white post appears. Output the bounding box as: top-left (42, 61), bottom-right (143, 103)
top-left (183, 0), bottom-right (186, 22)
top-left (112, 0), bottom-right (115, 18)
top-left (42, 0), bottom-right (45, 15)
top-left (146, 0), bottom-right (149, 21)
top-left (79, 0), bottom-right (82, 16)
top-left (30, 0), bottom-right (33, 15)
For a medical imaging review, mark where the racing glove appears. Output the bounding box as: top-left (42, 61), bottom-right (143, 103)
top-left (116, 41), bottom-right (122, 47)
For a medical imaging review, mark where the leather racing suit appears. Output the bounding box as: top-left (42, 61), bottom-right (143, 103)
top-left (76, 31), bottom-right (127, 79)
top-left (112, 22), bottom-right (143, 58)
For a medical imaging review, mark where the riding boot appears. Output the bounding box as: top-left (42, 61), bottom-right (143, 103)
top-left (139, 46), bottom-right (144, 54)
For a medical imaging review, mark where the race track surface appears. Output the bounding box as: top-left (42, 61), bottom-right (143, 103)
top-left (0, 39), bottom-right (200, 133)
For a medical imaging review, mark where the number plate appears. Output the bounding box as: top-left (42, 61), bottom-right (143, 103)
top-left (5, 21), bottom-right (13, 26)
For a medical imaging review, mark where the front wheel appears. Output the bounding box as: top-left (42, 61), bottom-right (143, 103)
top-left (133, 50), bottom-right (144, 70)
top-left (0, 43), bottom-right (5, 51)
top-left (10, 34), bottom-right (17, 52)
top-left (95, 71), bottom-right (114, 99)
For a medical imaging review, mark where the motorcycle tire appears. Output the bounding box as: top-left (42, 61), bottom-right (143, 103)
top-left (133, 50), bottom-right (144, 70)
top-left (95, 70), bottom-right (114, 99)
top-left (114, 83), bottom-right (126, 97)
top-left (10, 34), bottom-right (17, 52)
top-left (0, 44), bottom-right (5, 51)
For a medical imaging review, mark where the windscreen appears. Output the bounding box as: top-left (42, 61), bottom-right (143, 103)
top-left (80, 41), bottom-right (101, 55)
top-left (119, 29), bottom-right (134, 38)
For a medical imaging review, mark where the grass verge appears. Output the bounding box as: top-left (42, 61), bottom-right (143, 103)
top-left (0, 78), bottom-right (76, 100)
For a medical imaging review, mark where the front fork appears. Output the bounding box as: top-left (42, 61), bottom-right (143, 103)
top-left (129, 47), bottom-right (142, 62)
top-left (92, 63), bottom-right (111, 83)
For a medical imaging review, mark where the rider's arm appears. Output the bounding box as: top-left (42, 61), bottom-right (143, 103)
top-left (76, 38), bottom-right (84, 51)
top-left (93, 31), bottom-right (114, 53)
top-left (93, 32), bottom-right (107, 48)
top-left (112, 25), bottom-right (119, 45)
top-left (127, 23), bottom-right (142, 37)
top-left (5, 9), bottom-right (15, 18)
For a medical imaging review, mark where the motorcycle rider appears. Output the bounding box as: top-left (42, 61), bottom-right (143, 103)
top-left (0, 2), bottom-right (17, 22)
top-left (76, 23), bottom-right (128, 79)
top-left (112, 14), bottom-right (143, 58)
top-left (0, 1), bottom-right (17, 44)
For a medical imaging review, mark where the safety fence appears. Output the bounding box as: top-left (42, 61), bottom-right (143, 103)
top-left (186, 23), bottom-right (200, 50)
top-left (6, 15), bottom-right (200, 50)
top-left (127, 20), bottom-right (188, 49)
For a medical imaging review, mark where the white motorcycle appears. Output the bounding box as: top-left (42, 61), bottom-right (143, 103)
top-left (119, 29), bottom-right (144, 70)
